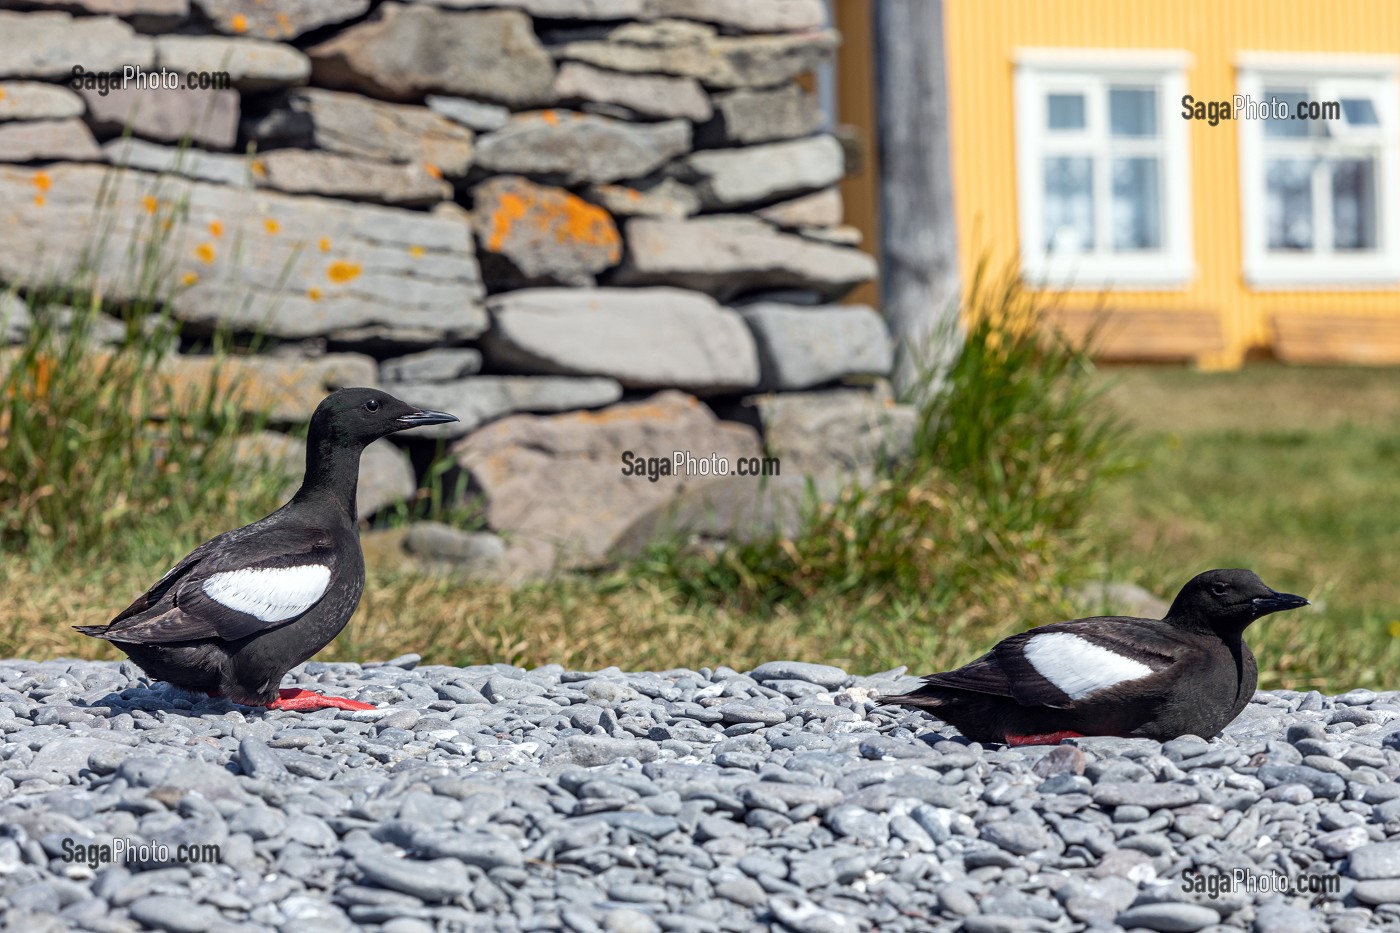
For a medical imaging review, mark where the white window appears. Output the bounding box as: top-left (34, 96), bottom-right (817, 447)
top-left (1014, 50), bottom-right (1194, 288)
top-left (1238, 55), bottom-right (1400, 287)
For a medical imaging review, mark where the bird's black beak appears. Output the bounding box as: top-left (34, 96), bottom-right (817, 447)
top-left (1253, 589), bottom-right (1309, 617)
top-left (396, 408), bottom-right (459, 427)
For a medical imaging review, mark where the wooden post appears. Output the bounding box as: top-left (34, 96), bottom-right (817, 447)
top-left (873, 0), bottom-right (962, 397)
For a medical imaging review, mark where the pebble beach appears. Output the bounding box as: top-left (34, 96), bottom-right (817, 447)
top-left (0, 656), bottom-right (1395, 932)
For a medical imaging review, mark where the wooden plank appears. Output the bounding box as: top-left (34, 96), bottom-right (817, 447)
top-left (1272, 313), bottom-right (1400, 365)
top-left (1042, 308), bottom-right (1225, 362)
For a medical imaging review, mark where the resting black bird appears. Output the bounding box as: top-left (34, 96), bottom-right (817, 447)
top-left (884, 569), bottom-right (1308, 745)
top-left (77, 388), bottom-right (457, 712)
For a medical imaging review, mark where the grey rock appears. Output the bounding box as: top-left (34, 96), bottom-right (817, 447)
top-left (583, 177), bottom-right (700, 220)
top-left (697, 83), bottom-right (824, 148)
top-left (0, 12), bottom-right (155, 80)
top-left (1, 292), bottom-right (31, 343)
top-left (245, 88), bottom-right (475, 177)
top-left (474, 112), bottom-right (690, 186)
top-left (404, 523), bottom-right (506, 568)
top-left (454, 390), bottom-right (762, 567)
top-left (237, 737), bottom-right (287, 779)
top-left (193, 0), bottom-right (369, 38)
top-left (981, 819), bottom-right (1052, 856)
top-left (613, 216), bottom-right (877, 302)
top-left (556, 736), bottom-right (661, 766)
top-left (426, 95), bottom-right (510, 132)
top-left (0, 165), bottom-right (486, 347)
top-left (309, 4), bottom-right (556, 107)
top-left (471, 175), bottom-right (622, 287)
top-left (767, 896), bottom-right (863, 933)
top-left (482, 288), bottom-right (759, 395)
top-left (1352, 879), bottom-right (1400, 905)
top-left (0, 81), bottom-right (85, 121)
top-left (756, 188), bottom-right (844, 229)
top-left (432, 0), bottom-right (643, 16)
top-left (558, 20), bottom-right (838, 90)
top-left (0, 118), bottom-right (101, 161)
top-left (355, 851), bottom-right (470, 902)
top-left (1257, 763), bottom-right (1346, 799)
top-left (156, 36), bottom-right (311, 91)
top-left (749, 661), bottom-right (849, 690)
top-left (102, 138), bottom-right (252, 186)
top-left (1251, 903), bottom-right (1318, 933)
top-left (127, 896), bottom-right (224, 933)
top-left (1115, 903), bottom-right (1220, 932)
top-left (671, 136), bottom-right (844, 211)
top-left (745, 387), bottom-right (917, 479)
top-left (1315, 825), bottom-right (1370, 858)
top-left (1348, 841), bottom-right (1400, 879)
top-left (641, 0), bottom-right (825, 32)
top-left (255, 149), bottom-right (452, 206)
top-left (380, 348), bottom-right (483, 384)
top-left (82, 85), bottom-right (238, 149)
top-left (554, 61), bottom-right (711, 122)
top-left (230, 426), bottom-right (413, 515)
top-left (1032, 745), bottom-right (1087, 778)
top-left (1091, 782), bottom-right (1200, 809)
top-left (387, 375), bottom-right (624, 438)
top-left (739, 302), bottom-right (892, 391)
top-left (1070, 580), bottom-right (1171, 619)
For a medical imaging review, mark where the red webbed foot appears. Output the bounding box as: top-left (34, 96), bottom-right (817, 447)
top-left (1005, 730), bottom-right (1085, 747)
top-left (268, 688), bottom-right (375, 712)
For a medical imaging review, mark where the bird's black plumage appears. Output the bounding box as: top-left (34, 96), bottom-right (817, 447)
top-left (76, 388), bottom-right (457, 711)
top-left (883, 569), bottom-right (1308, 745)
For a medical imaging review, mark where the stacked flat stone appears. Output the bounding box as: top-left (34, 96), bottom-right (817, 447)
top-left (0, 0), bottom-right (905, 578)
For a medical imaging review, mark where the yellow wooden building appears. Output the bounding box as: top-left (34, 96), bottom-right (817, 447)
top-left (835, 1), bottom-right (1400, 367)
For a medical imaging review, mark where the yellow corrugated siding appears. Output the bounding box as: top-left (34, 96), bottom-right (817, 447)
top-left (943, 0), bottom-right (1400, 365)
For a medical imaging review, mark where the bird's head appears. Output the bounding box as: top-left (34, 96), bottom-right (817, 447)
top-left (309, 387), bottom-right (458, 448)
top-left (1165, 568), bottom-right (1309, 634)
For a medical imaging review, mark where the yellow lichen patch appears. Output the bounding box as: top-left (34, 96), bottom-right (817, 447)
top-left (0, 89), bottom-right (6, 102)
top-left (307, 287), bottom-right (323, 301)
top-left (327, 260), bottom-right (362, 284)
top-left (251, 159), bottom-right (267, 178)
top-left (31, 171), bottom-right (51, 192)
top-left (195, 242), bottom-right (215, 264)
top-left (142, 195), bottom-right (158, 214)
top-left (181, 271), bottom-right (199, 286)
top-left (263, 217), bottom-right (280, 234)
top-left (33, 195), bottom-right (45, 208)
top-left (409, 245), bottom-right (426, 259)
top-left (319, 236), bottom-right (332, 253)
top-left (423, 162), bottom-right (442, 180)
top-left (209, 220), bottom-right (224, 238)
top-left (276, 13), bottom-right (292, 32)
top-left (484, 183), bottom-right (621, 261)
top-left (541, 110), bottom-right (560, 125)
top-left (230, 13), bottom-right (248, 32)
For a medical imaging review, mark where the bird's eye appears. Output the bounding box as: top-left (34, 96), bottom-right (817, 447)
top-left (1211, 583), bottom-right (1229, 597)
top-left (364, 399), bottom-right (380, 413)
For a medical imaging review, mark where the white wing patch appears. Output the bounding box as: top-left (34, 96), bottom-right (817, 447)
top-left (201, 565), bottom-right (331, 623)
top-left (1023, 632), bottom-right (1154, 700)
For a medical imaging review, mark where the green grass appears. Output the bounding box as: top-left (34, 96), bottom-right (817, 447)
top-left (1087, 365), bottom-right (1400, 691)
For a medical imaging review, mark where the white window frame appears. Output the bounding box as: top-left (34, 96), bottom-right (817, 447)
top-left (1237, 53), bottom-right (1400, 289)
top-left (1014, 49), bottom-right (1194, 289)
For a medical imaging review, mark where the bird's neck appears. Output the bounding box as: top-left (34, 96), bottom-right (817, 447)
top-left (291, 434), bottom-right (364, 523)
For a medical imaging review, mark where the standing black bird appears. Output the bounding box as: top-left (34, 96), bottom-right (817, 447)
top-left (883, 569), bottom-right (1308, 745)
top-left (76, 388), bottom-right (457, 712)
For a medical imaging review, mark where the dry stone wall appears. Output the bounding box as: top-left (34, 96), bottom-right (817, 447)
top-left (0, 0), bottom-right (911, 580)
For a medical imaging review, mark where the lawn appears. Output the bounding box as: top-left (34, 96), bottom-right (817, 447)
top-left (1087, 364), bottom-right (1400, 691)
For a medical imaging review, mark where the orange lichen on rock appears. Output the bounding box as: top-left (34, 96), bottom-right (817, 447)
top-left (483, 182), bottom-right (620, 260)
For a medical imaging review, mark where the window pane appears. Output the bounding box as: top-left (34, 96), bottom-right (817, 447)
top-left (1266, 158), bottom-right (1314, 250)
top-left (1332, 158), bottom-right (1377, 250)
top-left (1112, 157), bottom-right (1161, 250)
top-left (1043, 156), bottom-right (1094, 253)
top-left (1263, 88), bottom-right (1311, 137)
top-left (1109, 88), bottom-right (1157, 137)
top-left (1341, 97), bottom-right (1379, 126)
top-left (1047, 93), bottom-right (1086, 130)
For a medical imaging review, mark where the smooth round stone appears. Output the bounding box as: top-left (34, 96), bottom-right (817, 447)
top-left (1347, 841), bottom-right (1400, 880)
top-left (1115, 902), bottom-right (1221, 932)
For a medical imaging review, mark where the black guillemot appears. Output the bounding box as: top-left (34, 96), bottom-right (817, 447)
top-left (883, 569), bottom-right (1309, 745)
top-left (77, 388), bottom-right (458, 712)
